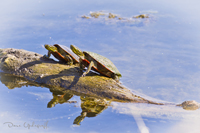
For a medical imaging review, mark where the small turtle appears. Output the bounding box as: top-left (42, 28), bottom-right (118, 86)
top-left (70, 45), bottom-right (122, 81)
top-left (44, 44), bottom-right (79, 65)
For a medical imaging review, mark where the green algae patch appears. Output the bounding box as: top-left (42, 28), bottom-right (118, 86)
top-left (32, 63), bottom-right (68, 75)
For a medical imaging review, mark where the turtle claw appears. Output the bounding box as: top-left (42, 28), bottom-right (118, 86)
top-left (81, 72), bottom-right (87, 77)
top-left (43, 54), bottom-right (49, 59)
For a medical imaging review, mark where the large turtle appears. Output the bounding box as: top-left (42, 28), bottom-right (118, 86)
top-left (44, 44), bottom-right (79, 65)
top-left (70, 45), bottom-right (122, 81)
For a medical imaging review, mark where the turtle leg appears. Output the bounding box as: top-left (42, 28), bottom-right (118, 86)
top-left (82, 61), bottom-right (94, 77)
top-left (112, 74), bottom-right (119, 82)
top-left (74, 58), bottom-right (85, 74)
top-left (44, 51), bottom-right (52, 58)
top-left (78, 58), bottom-right (86, 71)
top-left (79, 62), bottom-right (85, 71)
top-left (64, 55), bottom-right (73, 65)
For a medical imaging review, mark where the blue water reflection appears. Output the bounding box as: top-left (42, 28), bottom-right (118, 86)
top-left (1, 0), bottom-right (200, 132)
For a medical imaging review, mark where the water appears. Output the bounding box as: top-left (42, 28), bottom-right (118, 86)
top-left (1, 0), bottom-right (200, 132)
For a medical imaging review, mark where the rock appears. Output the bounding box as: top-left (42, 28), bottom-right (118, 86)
top-left (177, 100), bottom-right (200, 110)
top-left (133, 14), bottom-right (149, 18)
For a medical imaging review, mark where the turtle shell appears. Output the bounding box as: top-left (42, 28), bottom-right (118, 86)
top-left (54, 44), bottom-right (80, 63)
top-left (83, 51), bottom-right (121, 78)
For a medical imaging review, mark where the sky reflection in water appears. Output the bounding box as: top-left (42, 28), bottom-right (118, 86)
top-left (1, 0), bottom-right (200, 132)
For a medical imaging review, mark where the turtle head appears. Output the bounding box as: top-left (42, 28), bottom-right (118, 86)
top-left (70, 45), bottom-right (85, 59)
top-left (44, 44), bottom-right (58, 52)
top-left (111, 73), bottom-right (122, 82)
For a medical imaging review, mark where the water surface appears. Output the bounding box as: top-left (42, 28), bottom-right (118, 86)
top-left (1, 0), bottom-right (200, 132)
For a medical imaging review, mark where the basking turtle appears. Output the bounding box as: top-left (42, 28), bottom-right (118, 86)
top-left (44, 44), bottom-right (79, 65)
top-left (70, 45), bottom-right (122, 81)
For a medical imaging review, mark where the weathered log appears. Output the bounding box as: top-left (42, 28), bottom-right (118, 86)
top-left (0, 48), bottom-right (199, 110)
top-left (0, 48), bottom-right (148, 103)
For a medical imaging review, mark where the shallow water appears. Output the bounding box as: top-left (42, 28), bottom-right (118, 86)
top-left (1, 0), bottom-right (200, 132)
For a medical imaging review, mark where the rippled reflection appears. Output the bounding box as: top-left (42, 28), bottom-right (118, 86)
top-left (0, 72), bottom-right (112, 126)
top-left (1, 72), bottom-right (200, 130)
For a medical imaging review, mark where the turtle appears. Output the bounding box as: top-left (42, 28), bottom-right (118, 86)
top-left (70, 45), bottom-right (122, 81)
top-left (44, 44), bottom-right (79, 65)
